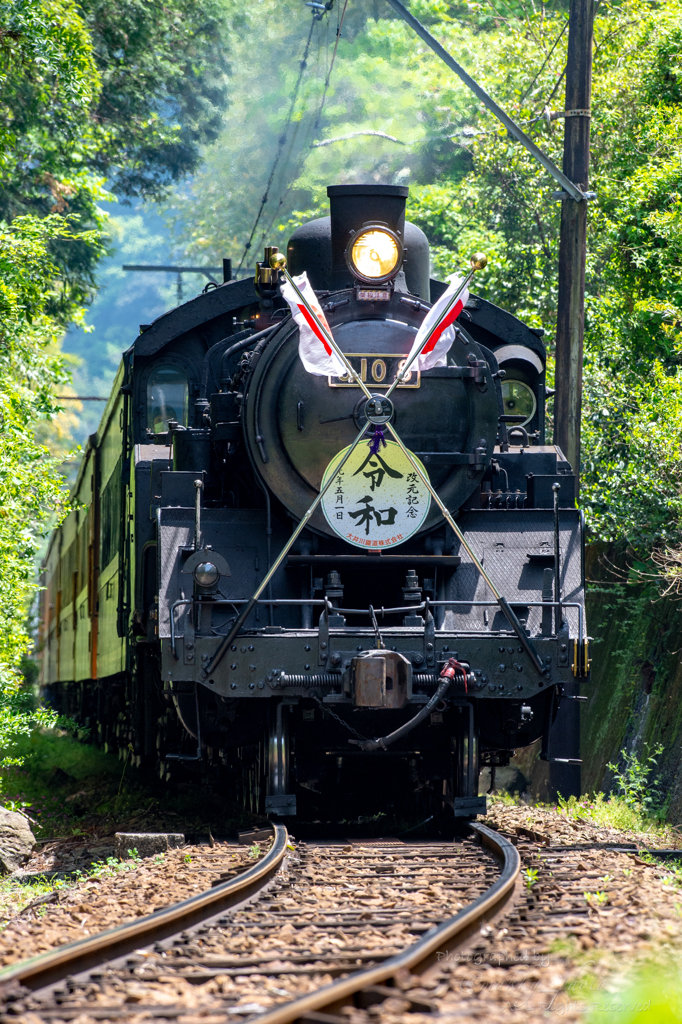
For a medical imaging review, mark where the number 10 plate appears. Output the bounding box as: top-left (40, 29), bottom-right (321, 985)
top-left (328, 353), bottom-right (421, 388)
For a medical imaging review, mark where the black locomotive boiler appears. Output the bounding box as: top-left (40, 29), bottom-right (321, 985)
top-left (40, 184), bottom-right (589, 823)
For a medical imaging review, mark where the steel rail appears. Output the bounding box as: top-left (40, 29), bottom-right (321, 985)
top-left (0, 825), bottom-right (289, 994)
top-left (252, 823), bottom-right (520, 1024)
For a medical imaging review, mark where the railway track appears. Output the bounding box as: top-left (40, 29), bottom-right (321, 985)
top-left (0, 824), bottom-right (520, 1024)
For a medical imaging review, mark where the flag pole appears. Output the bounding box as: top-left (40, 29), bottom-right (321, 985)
top-left (383, 421), bottom-right (545, 674)
top-left (274, 249), bottom-right (542, 673)
top-left (273, 255), bottom-right (374, 400)
top-left (204, 249), bottom-right (544, 675)
top-left (384, 252), bottom-right (487, 400)
top-left (201, 422), bottom-right (371, 678)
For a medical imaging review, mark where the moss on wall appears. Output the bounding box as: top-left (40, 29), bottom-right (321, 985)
top-left (579, 546), bottom-right (682, 817)
top-left (512, 545), bottom-right (682, 816)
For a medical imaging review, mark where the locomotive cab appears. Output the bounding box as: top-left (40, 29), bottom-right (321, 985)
top-left (40, 183), bottom-right (588, 826)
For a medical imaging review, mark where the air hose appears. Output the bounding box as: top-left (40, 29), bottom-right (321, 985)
top-left (347, 659), bottom-right (470, 752)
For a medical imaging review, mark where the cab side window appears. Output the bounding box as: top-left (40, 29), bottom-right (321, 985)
top-left (147, 365), bottom-right (188, 434)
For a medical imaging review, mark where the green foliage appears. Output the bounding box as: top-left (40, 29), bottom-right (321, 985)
top-left (83, 851), bottom-right (142, 877)
top-left (583, 956), bottom-right (682, 1023)
top-left (0, 0), bottom-right (100, 181)
top-left (0, 727), bottom-right (121, 828)
top-left (584, 890), bottom-right (609, 906)
top-left (581, 364), bottom-right (682, 547)
top-left (0, 0), bottom-right (234, 759)
top-left (0, 0), bottom-right (104, 316)
top-left (1, 0), bottom-right (232, 307)
top-left (0, 213), bottom-right (101, 761)
top-left (524, 866), bottom-right (539, 889)
top-left (79, 0), bottom-right (231, 199)
top-left (0, 870), bottom-right (67, 924)
top-left (409, 0), bottom-right (682, 554)
top-left (556, 788), bottom-right (671, 835)
top-left (162, 1), bottom-right (439, 262)
top-left (607, 744), bottom-right (664, 812)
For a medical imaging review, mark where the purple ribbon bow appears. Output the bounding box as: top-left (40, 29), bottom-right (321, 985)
top-left (368, 428), bottom-right (387, 456)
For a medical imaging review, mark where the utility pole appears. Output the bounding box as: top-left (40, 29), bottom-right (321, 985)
top-left (549, 0), bottom-right (594, 802)
top-left (553, 0), bottom-right (593, 480)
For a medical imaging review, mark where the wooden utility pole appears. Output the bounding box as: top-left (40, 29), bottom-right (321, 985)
top-left (553, 0), bottom-right (594, 478)
top-left (549, 0), bottom-right (594, 802)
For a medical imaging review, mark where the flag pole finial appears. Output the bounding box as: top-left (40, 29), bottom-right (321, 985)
top-left (470, 252), bottom-right (488, 271)
top-left (270, 252), bottom-right (287, 271)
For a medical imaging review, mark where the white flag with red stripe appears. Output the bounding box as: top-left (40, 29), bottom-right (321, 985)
top-left (280, 272), bottom-right (346, 378)
top-left (405, 274), bottom-right (469, 372)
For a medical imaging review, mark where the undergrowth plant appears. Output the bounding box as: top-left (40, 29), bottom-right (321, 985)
top-left (0, 850), bottom-right (142, 928)
top-left (607, 744), bottom-right (664, 813)
top-left (555, 745), bottom-right (669, 834)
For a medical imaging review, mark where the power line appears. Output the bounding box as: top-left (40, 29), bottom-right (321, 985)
top-left (122, 263), bottom-right (254, 304)
top-left (255, 0), bottom-right (350, 249)
top-left (236, 15), bottom-right (318, 271)
top-left (517, 17), bottom-right (569, 108)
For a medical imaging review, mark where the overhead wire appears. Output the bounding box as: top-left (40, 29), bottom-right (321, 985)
top-left (236, 14), bottom-right (317, 271)
top-left (314, 0), bottom-right (349, 135)
top-left (517, 16), bottom-right (569, 108)
top-left (255, 0), bottom-right (350, 249)
top-left (533, 0), bottom-right (605, 132)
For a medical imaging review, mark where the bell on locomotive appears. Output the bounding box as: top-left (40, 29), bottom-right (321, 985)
top-left (40, 183), bottom-right (588, 829)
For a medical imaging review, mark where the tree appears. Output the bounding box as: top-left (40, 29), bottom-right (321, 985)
top-left (0, 0), bottom-right (232, 309)
top-left (79, 0), bottom-right (231, 199)
top-left (0, 0), bottom-right (232, 768)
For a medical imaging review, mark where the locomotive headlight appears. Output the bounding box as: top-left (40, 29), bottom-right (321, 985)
top-left (346, 226), bottom-right (402, 284)
top-left (194, 561), bottom-right (220, 588)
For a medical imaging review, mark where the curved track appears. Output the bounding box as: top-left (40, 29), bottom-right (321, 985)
top-left (0, 827), bottom-right (289, 993)
top-left (252, 824), bottom-right (519, 1024)
top-left (0, 824), bottom-right (519, 1023)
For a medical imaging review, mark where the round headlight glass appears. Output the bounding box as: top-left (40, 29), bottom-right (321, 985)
top-left (348, 228), bottom-right (401, 282)
top-left (501, 380), bottom-right (537, 426)
top-left (194, 561), bottom-right (219, 588)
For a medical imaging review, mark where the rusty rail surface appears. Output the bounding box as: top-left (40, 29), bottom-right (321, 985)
top-left (0, 825), bottom-right (289, 993)
top-left (252, 823), bottom-right (520, 1024)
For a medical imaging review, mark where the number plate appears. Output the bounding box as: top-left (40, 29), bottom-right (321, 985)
top-left (328, 353), bottom-right (420, 389)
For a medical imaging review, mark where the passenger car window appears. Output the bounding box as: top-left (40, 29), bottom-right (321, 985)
top-left (147, 366), bottom-right (188, 434)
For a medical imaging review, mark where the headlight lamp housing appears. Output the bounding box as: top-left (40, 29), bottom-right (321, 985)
top-left (345, 225), bottom-right (403, 284)
top-left (500, 380), bottom-right (537, 427)
top-left (193, 561), bottom-right (220, 588)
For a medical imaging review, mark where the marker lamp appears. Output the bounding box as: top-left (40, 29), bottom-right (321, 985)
top-left (501, 380), bottom-right (537, 426)
top-left (194, 561), bottom-right (220, 588)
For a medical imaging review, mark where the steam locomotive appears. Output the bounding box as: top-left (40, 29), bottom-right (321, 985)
top-left (40, 184), bottom-right (588, 823)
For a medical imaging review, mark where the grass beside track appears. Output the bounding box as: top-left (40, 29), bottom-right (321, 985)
top-left (0, 728), bottom-right (263, 842)
top-left (0, 851), bottom-right (144, 927)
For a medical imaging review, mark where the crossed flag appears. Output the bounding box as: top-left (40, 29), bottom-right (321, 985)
top-left (280, 269), bottom-right (470, 378)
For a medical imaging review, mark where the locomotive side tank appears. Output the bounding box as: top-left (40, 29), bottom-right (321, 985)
top-left (40, 184), bottom-right (588, 824)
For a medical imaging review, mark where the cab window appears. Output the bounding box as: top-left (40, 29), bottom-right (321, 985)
top-left (147, 365), bottom-right (188, 434)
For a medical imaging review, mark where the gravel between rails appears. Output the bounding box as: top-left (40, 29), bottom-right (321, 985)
top-left (0, 837), bottom-right (498, 1023)
top-left (341, 803), bottom-right (682, 1023)
top-left (0, 844), bottom-right (260, 968)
